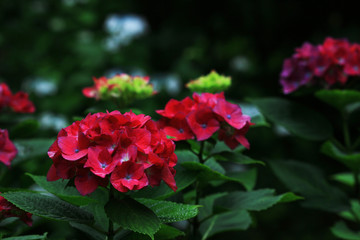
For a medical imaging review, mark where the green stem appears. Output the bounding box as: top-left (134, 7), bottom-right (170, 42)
top-left (108, 186), bottom-right (115, 240)
top-left (193, 140), bottom-right (205, 238)
top-left (198, 141), bottom-right (205, 163)
top-left (193, 181), bottom-right (200, 239)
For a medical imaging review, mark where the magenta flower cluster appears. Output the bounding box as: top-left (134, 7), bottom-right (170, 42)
top-left (280, 37), bottom-right (360, 94)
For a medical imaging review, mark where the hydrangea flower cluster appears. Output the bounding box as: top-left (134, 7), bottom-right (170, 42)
top-left (186, 71), bottom-right (232, 93)
top-left (0, 129), bottom-right (18, 167)
top-left (47, 111), bottom-right (177, 195)
top-left (82, 74), bottom-right (156, 105)
top-left (0, 194), bottom-right (32, 226)
top-left (157, 92), bottom-right (252, 149)
top-left (0, 82), bottom-right (35, 113)
top-left (280, 37), bottom-right (360, 94)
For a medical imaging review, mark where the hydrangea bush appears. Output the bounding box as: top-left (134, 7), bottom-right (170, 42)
top-left (3, 37), bottom-right (360, 240)
top-left (0, 71), bottom-right (301, 239)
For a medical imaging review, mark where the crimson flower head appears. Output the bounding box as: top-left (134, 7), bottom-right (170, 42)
top-left (0, 129), bottom-right (18, 167)
top-left (0, 194), bottom-right (32, 226)
top-left (47, 110), bottom-right (177, 195)
top-left (280, 37), bottom-right (360, 94)
top-left (0, 82), bottom-right (35, 113)
top-left (157, 92), bottom-right (253, 150)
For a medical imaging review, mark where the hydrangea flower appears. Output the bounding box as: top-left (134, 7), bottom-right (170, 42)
top-left (0, 129), bottom-right (18, 167)
top-left (157, 92), bottom-right (253, 149)
top-left (47, 110), bottom-right (177, 195)
top-left (82, 74), bottom-right (156, 106)
top-left (0, 194), bottom-right (32, 226)
top-left (186, 71), bottom-right (231, 93)
top-left (0, 83), bottom-right (35, 113)
top-left (280, 37), bottom-right (360, 94)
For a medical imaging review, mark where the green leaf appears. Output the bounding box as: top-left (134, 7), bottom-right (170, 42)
top-left (250, 97), bottom-right (332, 141)
top-left (198, 193), bottom-right (228, 221)
top-left (226, 168), bottom-right (257, 191)
top-left (0, 191), bottom-right (94, 223)
top-left (340, 200), bottom-right (360, 222)
top-left (186, 140), bottom-right (201, 154)
top-left (204, 158), bottom-right (226, 174)
top-left (332, 172), bottom-right (359, 187)
top-left (217, 152), bottom-right (265, 166)
top-left (215, 189), bottom-right (302, 212)
top-left (135, 198), bottom-right (199, 223)
top-left (153, 224), bottom-right (185, 240)
top-left (331, 220), bottom-right (360, 240)
top-left (26, 174), bottom-right (96, 206)
top-left (181, 160), bottom-right (256, 190)
top-left (83, 188), bottom-right (109, 232)
top-left (2, 233), bottom-right (48, 240)
top-left (181, 161), bottom-right (234, 182)
top-left (210, 141), bottom-right (235, 155)
top-left (321, 141), bottom-right (360, 171)
top-left (176, 150), bottom-right (199, 164)
top-left (239, 103), bottom-right (270, 127)
top-left (69, 222), bottom-right (106, 240)
top-left (105, 197), bottom-right (160, 239)
top-left (199, 210), bottom-right (252, 239)
top-left (315, 89), bottom-right (360, 112)
top-left (270, 160), bottom-right (349, 212)
top-left (130, 167), bottom-right (196, 200)
top-left (120, 224), bottom-right (185, 240)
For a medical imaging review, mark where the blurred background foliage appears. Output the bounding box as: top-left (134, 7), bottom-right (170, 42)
top-left (1, 0), bottom-right (359, 239)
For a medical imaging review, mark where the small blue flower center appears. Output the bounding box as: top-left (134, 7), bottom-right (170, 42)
top-left (201, 123), bottom-right (207, 129)
top-left (101, 163), bottom-right (107, 169)
top-left (125, 174), bottom-right (132, 180)
top-left (74, 149), bottom-right (79, 153)
top-left (226, 114), bottom-right (231, 119)
top-left (179, 128), bottom-right (184, 133)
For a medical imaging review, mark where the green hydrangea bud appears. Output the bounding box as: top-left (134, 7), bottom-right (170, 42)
top-left (83, 74), bottom-right (156, 107)
top-left (186, 70), bottom-right (231, 93)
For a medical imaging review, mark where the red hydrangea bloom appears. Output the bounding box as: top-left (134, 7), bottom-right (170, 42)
top-left (280, 37), bottom-right (360, 94)
top-left (157, 92), bottom-right (253, 150)
top-left (0, 82), bottom-right (35, 113)
top-left (82, 77), bottom-right (110, 99)
top-left (345, 44), bottom-right (360, 75)
top-left (47, 111), bottom-right (177, 195)
top-left (0, 83), bottom-right (12, 110)
top-left (186, 107), bottom-right (220, 141)
top-left (0, 194), bottom-right (32, 226)
top-left (0, 129), bottom-right (18, 167)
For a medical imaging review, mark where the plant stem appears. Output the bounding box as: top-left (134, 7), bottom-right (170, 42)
top-left (108, 186), bottom-right (115, 240)
top-left (341, 111), bottom-right (359, 197)
top-left (193, 181), bottom-right (200, 239)
top-left (198, 141), bottom-right (205, 163)
top-left (193, 140), bottom-right (205, 239)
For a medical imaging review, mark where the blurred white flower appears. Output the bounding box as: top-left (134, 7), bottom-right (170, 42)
top-left (24, 77), bottom-right (57, 97)
top-left (104, 14), bottom-right (148, 51)
top-left (151, 74), bottom-right (181, 96)
top-left (230, 55), bottom-right (251, 72)
top-left (39, 113), bottom-right (68, 131)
